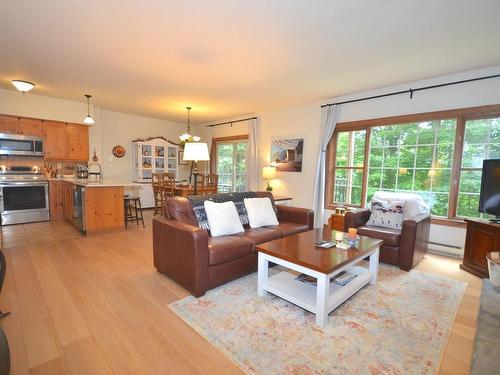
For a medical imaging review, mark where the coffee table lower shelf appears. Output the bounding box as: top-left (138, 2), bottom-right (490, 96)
top-left (266, 266), bottom-right (373, 315)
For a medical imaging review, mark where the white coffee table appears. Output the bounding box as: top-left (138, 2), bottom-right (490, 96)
top-left (256, 229), bottom-right (382, 327)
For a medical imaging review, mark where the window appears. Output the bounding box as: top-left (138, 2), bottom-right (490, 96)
top-left (367, 120), bottom-right (456, 216)
top-left (212, 136), bottom-right (248, 192)
top-left (457, 116), bottom-right (500, 218)
top-left (332, 130), bottom-right (366, 205)
top-left (326, 105), bottom-right (500, 222)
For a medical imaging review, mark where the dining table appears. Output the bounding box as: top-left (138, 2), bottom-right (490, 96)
top-left (173, 184), bottom-right (218, 197)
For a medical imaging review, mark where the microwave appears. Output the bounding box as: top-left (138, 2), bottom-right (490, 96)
top-left (0, 133), bottom-right (44, 157)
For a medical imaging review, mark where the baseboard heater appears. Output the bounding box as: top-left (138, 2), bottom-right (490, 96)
top-left (428, 241), bottom-right (463, 259)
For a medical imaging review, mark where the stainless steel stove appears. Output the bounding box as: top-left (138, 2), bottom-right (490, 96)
top-left (0, 166), bottom-right (49, 225)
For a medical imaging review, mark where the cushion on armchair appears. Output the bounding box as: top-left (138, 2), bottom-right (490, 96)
top-left (368, 198), bottom-right (405, 230)
top-left (373, 191), bottom-right (428, 219)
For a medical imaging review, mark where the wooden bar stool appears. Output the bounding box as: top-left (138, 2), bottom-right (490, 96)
top-left (124, 195), bottom-right (145, 228)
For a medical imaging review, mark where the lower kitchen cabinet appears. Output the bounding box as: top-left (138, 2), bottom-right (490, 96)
top-left (48, 180), bottom-right (64, 220)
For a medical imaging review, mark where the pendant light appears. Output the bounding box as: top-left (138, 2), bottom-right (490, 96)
top-left (83, 94), bottom-right (95, 124)
top-left (12, 80), bottom-right (35, 93)
top-left (179, 106), bottom-right (192, 142)
top-left (179, 106), bottom-right (200, 147)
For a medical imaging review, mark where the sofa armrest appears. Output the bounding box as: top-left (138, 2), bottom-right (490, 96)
top-left (276, 205), bottom-right (314, 229)
top-left (398, 214), bottom-right (431, 270)
top-left (344, 209), bottom-right (371, 231)
top-left (153, 217), bottom-right (209, 297)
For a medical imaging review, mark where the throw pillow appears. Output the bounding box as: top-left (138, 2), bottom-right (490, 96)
top-left (204, 201), bottom-right (244, 237)
top-left (368, 198), bottom-right (406, 230)
top-left (373, 191), bottom-right (428, 219)
top-left (244, 197), bottom-right (279, 228)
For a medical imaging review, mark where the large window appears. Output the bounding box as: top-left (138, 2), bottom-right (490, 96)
top-left (457, 117), bottom-right (500, 218)
top-left (327, 105), bottom-right (500, 221)
top-left (212, 136), bottom-right (248, 192)
top-left (333, 130), bottom-right (366, 205)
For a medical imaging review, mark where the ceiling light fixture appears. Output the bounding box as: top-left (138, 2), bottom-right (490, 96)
top-left (12, 80), bottom-right (35, 93)
top-left (179, 106), bottom-right (200, 147)
top-left (83, 94), bottom-right (95, 124)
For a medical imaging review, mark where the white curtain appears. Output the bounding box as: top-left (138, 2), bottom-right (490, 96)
top-left (247, 118), bottom-right (260, 191)
top-left (312, 105), bottom-right (341, 228)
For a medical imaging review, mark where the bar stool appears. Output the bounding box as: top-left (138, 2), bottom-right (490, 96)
top-left (124, 195), bottom-right (145, 228)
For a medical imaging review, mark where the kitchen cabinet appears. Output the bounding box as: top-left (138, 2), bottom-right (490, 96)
top-left (44, 121), bottom-right (89, 161)
top-left (0, 115), bottom-right (20, 134)
top-left (0, 115), bottom-right (43, 137)
top-left (18, 118), bottom-right (43, 137)
top-left (43, 121), bottom-right (68, 160)
top-left (49, 180), bottom-right (64, 220)
top-left (66, 123), bottom-right (89, 161)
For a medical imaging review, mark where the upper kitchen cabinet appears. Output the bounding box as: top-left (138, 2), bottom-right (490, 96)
top-left (66, 123), bottom-right (89, 161)
top-left (0, 115), bottom-right (20, 134)
top-left (18, 117), bottom-right (44, 137)
top-left (0, 115), bottom-right (43, 137)
top-left (43, 121), bottom-right (89, 161)
top-left (43, 121), bottom-right (68, 159)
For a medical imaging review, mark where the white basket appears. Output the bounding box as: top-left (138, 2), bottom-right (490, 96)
top-left (487, 256), bottom-right (500, 287)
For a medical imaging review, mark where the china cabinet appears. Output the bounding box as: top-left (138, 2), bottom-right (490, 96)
top-left (132, 138), bottom-right (179, 182)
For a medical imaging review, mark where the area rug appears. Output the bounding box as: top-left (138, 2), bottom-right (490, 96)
top-left (169, 265), bottom-right (466, 374)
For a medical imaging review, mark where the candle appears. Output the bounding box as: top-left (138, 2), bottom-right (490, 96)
top-left (348, 228), bottom-right (357, 240)
top-left (334, 231), bottom-right (344, 242)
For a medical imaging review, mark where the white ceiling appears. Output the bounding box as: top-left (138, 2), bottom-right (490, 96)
top-left (1, 0), bottom-right (500, 123)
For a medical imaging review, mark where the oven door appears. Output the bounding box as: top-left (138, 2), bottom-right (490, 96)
top-left (0, 182), bottom-right (50, 225)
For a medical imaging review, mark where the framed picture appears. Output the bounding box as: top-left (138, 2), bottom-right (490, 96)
top-left (178, 150), bottom-right (188, 165)
top-left (270, 138), bottom-right (304, 172)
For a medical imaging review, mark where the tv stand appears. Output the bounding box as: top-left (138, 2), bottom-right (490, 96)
top-left (461, 219), bottom-right (500, 278)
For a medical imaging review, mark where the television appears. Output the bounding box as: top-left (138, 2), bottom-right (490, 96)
top-left (479, 159), bottom-right (500, 222)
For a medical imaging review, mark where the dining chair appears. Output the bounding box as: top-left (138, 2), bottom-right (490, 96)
top-left (152, 173), bottom-right (167, 215)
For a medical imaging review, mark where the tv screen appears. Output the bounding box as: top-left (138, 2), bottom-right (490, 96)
top-left (479, 159), bottom-right (500, 219)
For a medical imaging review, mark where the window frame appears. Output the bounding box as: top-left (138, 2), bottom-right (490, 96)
top-left (325, 104), bottom-right (500, 225)
top-left (210, 134), bottom-right (249, 192)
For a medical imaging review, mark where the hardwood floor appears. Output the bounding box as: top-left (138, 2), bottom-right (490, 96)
top-left (0, 212), bottom-right (480, 374)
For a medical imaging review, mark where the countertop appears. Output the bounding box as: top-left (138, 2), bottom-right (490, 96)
top-left (48, 177), bottom-right (139, 188)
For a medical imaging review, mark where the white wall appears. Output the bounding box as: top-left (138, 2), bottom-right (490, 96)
top-left (0, 88), bottom-right (192, 181)
top-left (199, 65), bottom-right (500, 252)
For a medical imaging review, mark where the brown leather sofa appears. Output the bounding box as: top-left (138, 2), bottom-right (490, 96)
top-left (344, 209), bottom-right (430, 271)
top-left (153, 192), bottom-right (314, 297)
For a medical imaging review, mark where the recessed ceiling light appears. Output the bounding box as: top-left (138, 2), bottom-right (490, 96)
top-left (12, 80), bottom-right (35, 93)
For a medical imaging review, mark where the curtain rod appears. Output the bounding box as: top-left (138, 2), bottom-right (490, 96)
top-left (206, 116), bottom-right (258, 128)
top-left (321, 73), bottom-right (500, 108)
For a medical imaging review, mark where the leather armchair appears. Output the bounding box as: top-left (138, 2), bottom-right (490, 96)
top-left (153, 193), bottom-right (314, 297)
top-left (344, 209), bottom-right (430, 271)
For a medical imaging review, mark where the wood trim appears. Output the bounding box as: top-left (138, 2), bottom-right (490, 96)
top-left (335, 104), bottom-right (500, 131)
top-left (210, 134), bottom-right (249, 174)
top-left (324, 132), bottom-right (337, 208)
top-left (360, 127), bottom-right (371, 208)
top-left (211, 135), bottom-right (249, 142)
top-left (448, 116), bottom-right (466, 218)
top-left (431, 217), bottom-right (467, 228)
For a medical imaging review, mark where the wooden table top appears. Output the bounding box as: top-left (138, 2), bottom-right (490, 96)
top-left (256, 228), bottom-right (383, 274)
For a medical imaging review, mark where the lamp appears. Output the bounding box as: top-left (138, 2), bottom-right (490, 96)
top-left (12, 80), bottom-right (35, 93)
top-left (262, 166), bottom-right (276, 192)
top-left (83, 94), bottom-right (95, 124)
top-left (183, 142), bottom-right (210, 195)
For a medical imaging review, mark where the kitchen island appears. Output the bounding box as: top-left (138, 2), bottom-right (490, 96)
top-left (48, 178), bottom-right (139, 235)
